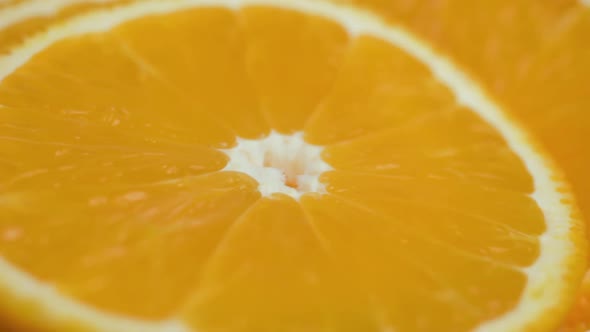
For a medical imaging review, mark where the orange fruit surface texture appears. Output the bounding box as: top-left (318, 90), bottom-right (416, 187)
top-left (0, 0), bottom-right (26, 11)
top-left (326, 0), bottom-right (590, 330)
top-left (0, 0), bottom-right (134, 54)
top-left (0, 1), bottom-right (586, 332)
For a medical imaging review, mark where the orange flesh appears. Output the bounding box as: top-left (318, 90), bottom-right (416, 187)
top-left (332, 1), bottom-right (590, 329)
top-left (0, 0), bottom-right (25, 10)
top-left (0, 5), bottom-right (551, 332)
top-left (560, 272), bottom-right (590, 332)
top-left (0, 1), bottom-right (133, 54)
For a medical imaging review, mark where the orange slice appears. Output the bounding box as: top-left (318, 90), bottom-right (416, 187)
top-left (329, 1), bottom-right (590, 330)
top-left (0, 0), bottom-right (131, 54)
top-left (506, 9), bottom-right (590, 331)
top-left (331, 1), bottom-right (590, 330)
top-left (0, 1), bottom-right (586, 331)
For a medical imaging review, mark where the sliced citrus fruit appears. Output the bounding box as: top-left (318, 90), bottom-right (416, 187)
top-left (0, 0), bottom-right (131, 54)
top-left (0, 1), bottom-right (586, 332)
top-left (505, 9), bottom-right (590, 331)
top-left (331, 1), bottom-right (590, 330)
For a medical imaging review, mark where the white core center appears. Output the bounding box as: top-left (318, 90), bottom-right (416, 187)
top-left (222, 132), bottom-right (332, 199)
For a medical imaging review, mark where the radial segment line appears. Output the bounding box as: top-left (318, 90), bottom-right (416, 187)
top-left (300, 200), bottom-right (333, 255)
top-left (225, 10), bottom-right (273, 135)
top-left (178, 197), bottom-right (262, 309)
top-left (331, 193), bottom-right (521, 272)
top-left (114, 35), bottom-right (238, 138)
top-left (328, 193), bottom-right (483, 316)
top-left (316, 104), bottom-right (461, 148)
top-left (331, 172), bottom-right (536, 242)
top-left (300, 39), bottom-right (354, 132)
top-left (236, 15), bottom-right (275, 133)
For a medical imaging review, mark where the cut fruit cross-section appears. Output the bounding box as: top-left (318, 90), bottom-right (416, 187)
top-left (329, 1), bottom-right (590, 330)
top-left (0, 1), bottom-right (585, 332)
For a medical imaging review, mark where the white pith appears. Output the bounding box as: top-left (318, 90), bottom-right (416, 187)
top-left (0, 1), bottom-right (582, 332)
top-left (222, 132), bottom-right (331, 199)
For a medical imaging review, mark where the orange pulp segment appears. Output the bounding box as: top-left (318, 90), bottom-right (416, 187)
top-left (330, 1), bottom-right (590, 330)
top-left (0, 1), bottom-right (585, 332)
